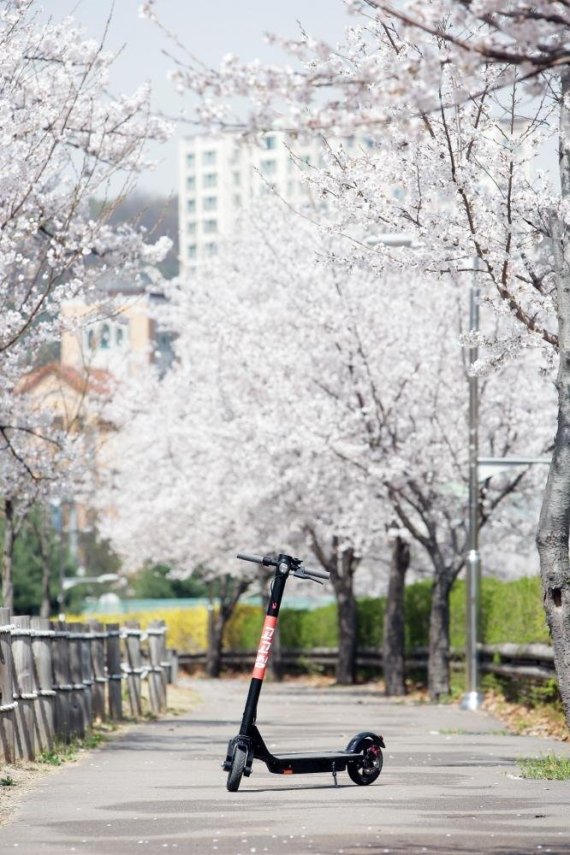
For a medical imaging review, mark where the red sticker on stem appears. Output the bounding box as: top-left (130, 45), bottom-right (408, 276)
top-left (252, 615), bottom-right (278, 679)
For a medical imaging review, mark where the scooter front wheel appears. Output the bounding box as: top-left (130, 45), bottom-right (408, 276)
top-left (346, 733), bottom-right (384, 785)
top-left (227, 743), bottom-right (247, 792)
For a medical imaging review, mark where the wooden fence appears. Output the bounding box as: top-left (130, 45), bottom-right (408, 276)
top-left (178, 642), bottom-right (556, 684)
top-left (0, 608), bottom-right (178, 764)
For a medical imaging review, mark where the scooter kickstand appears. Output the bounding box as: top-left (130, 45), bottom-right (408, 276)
top-left (331, 762), bottom-right (338, 787)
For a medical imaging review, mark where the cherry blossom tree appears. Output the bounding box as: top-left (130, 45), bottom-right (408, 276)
top-left (101, 200), bottom-right (553, 693)
top-left (0, 1), bottom-right (170, 609)
top-left (143, 0), bottom-right (570, 716)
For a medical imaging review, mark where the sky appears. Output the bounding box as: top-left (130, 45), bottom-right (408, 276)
top-left (38, 1), bottom-right (352, 197)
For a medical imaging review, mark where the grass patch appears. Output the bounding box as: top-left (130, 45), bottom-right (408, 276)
top-left (518, 754), bottom-right (570, 780)
top-left (0, 776), bottom-right (15, 787)
top-left (38, 728), bottom-right (108, 767)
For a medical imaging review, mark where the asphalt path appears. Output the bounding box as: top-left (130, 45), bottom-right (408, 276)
top-left (1, 677), bottom-right (569, 854)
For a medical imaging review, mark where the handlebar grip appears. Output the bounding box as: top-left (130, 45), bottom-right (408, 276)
top-left (305, 567), bottom-right (330, 580)
top-left (236, 552), bottom-right (265, 564)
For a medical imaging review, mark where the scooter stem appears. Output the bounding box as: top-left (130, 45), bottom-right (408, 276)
top-left (239, 560), bottom-right (289, 736)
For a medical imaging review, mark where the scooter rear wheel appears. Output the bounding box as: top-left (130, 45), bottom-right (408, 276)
top-left (227, 743), bottom-right (247, 792)
top-left (346, 734), bottom-right (383, 785)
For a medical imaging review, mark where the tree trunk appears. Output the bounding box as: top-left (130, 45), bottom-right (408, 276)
top-left (331, 542), bottom-right (358, 685)
top-left (205, 575), bottom-right (250, 679)
top-left (336, 571), bottom-right (358, 685)
top-left (308, 530), bottom-right (359, 685)
top-left (2, 499), bottom-right (15, 613)
top-left (383, 533), bottom-right (410, 696)
top-left (206, 607), bottom-right (224, 678)
top-left (36, 511), bottom-right (52, 619)
top-left (536, 68), bottom-right (570, 726)
top-left (39, 557), bottom-right (51, 619)
top-left (427, 571), bottom-right (451, 701)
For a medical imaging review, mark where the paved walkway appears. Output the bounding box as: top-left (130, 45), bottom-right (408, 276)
top-left (0, 678), bottom-right (569, 854)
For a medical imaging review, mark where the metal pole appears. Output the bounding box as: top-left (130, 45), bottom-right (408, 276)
top-left (461, 262), bottom-right (483, 711)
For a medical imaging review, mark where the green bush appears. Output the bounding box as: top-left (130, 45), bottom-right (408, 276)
top-left (357, 597), bottom-right (385, 647)
top-left (83, 574), bottom-right (550, 653)
top-left (224, 604), bottom-right (264, 649)
top-left (482, 576), bottom-right (549, 644)
top-left (278, 608), bottom-right (308, 649)
top-left (404, 580), bottom-right (432, 651)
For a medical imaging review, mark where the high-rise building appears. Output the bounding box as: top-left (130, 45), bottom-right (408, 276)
top-left (178, 131), bottom-right (331, 275)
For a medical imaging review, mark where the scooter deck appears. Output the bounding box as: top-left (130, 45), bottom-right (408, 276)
top-left (260, 748), bottom-right (360, 775)
top-left (272, 750), bottom-right (360, 761)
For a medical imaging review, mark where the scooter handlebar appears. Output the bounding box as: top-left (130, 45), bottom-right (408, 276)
top-left (236, 552), bottom-right (330, 582)
top-left (236, 552), bottom-right (280, 567)
top-left (236, 552), bottom-right (266, 565)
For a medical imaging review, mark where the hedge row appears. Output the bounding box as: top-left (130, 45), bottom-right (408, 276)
top-left (88, 574), bottom-right (550, 652)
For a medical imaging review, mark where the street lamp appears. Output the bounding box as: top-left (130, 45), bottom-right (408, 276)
top-left (461, 262), bottom-right (483, 711)
top-left (460, 258), bottom-right (551, 710)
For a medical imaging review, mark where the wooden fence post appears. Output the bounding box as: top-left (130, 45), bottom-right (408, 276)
top-left (167, 649), bottom-right (179, 685)
top-left (80, 625), bottom-right (94, 729)
top-left (147, 622), bottom-right (165, 715)
top-left (68, 622), bottom-right (86, 739)
top-left (0, 608), bottom-right (16, 763)
top-left (30, 617), bottom-right (55, 753)
top-left (89, 621), bottom-right (107, 722)
top-left (124, 623), bottom-right (143, 718)
top-left (51, 621), bottom-right (71, 743)
top-left (158, 621), bottom-right (168, 710)
top-left (106, 624), bottom-right (123, 721)
top-left (12, 616), bottom-right (36, 760)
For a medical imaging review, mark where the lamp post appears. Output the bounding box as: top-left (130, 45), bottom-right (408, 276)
top-left (460, 261), bottom-right (551, 710)
top-left (461, 263), bottom-right (483, 711)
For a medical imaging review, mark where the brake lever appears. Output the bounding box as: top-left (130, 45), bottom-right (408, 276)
top-left (292, 568), bottom-right (324, 585)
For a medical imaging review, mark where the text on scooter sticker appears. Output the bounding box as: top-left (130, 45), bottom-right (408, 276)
top-left (252, 615), bottom-right (277, 679)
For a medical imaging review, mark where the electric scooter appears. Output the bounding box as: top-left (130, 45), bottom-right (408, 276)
top-left (222, 551), bottom-right (385, 792)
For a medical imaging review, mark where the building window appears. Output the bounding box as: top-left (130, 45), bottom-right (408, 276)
top-left (203, 196), bottom-right (217, 211)
top-left (187, 198), bottom-right (196, 213)
top-left (203, 173), bottom-right (217, 188)
top-left (186, 175), bottom-right (196, 190)
top-left (233, 171), bottom-right (241, 187)
top-left (264, 135), bottom-right (277, 150)
top-left (186, 221), bottom-right (196, 235)
top-left (203, 219), bottom-right (218, 234)
top-left (205, 242), bottom-right (218, 256)
top-left (203, 150), bottom-right (217, 166)
top-left (100, 323), bottom-right (111, 349)
top-left (186, 152), bottom-right (195, 167)
top-left (261, 159), bottom-right (277, 174)
top-left (187, 244), bottom-right (197, 259)
top-left (233, 194), bottom-right (241, 207)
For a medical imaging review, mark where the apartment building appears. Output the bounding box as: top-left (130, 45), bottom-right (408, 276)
top-left (179, 131), bottom-right (334, 275)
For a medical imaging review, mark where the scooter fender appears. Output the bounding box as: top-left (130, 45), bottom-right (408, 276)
top-left (345, 731), bottom-right (386, 752)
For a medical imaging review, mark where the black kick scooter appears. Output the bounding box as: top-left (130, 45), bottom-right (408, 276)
top-left (222, 551), bottom-right (385, 791)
